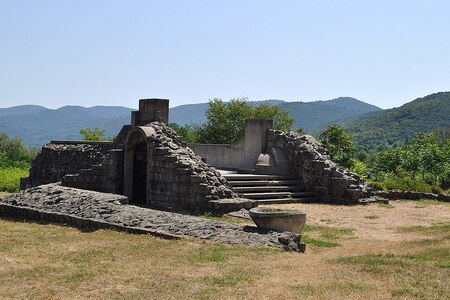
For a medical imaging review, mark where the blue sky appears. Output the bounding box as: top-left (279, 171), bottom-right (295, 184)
top-left (0, 0), bottom-right (449, 109)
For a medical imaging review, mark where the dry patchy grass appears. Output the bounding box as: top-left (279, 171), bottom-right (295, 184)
top-left (0, 200), bottom-right (449, 299)
top-left (0, 191), bottom-right (11, 198)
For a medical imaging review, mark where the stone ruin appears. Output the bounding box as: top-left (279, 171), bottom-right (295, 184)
top-left (22, 100), bottom-right (242, 213)
top-left (21, 98), bottom-right (373, 213)
top-left (1, 98), bottom-right (378, 252)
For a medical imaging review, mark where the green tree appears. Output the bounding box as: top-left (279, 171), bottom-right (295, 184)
top-left (198, 98), bottom-right (295, 144)
top-left (0, 132), bottom-right (37, 165)
top-left (169, 123), bottom-right (201, 143)
top-left (407, 132), bottom-right (449, 187)
top-left (79, 128), bottom-right (106, 141)
top-left (319, 125), bottom-right (355, 168)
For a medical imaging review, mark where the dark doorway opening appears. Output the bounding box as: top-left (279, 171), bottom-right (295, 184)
top-left (132, 141), bottom-right (147, 204)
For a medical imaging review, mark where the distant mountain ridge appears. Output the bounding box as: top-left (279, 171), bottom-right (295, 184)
top-left (0, 105), bottom-right (47, 116)
top-left (0, 105), bottom-right (133, 147)
top-left (0, 97), bottom-right (381, 147)
top-left (2, 93), bottom-right (447, 151)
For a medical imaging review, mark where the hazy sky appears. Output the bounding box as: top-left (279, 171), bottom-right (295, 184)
top-left (0, 0), bottom-right (449, 109)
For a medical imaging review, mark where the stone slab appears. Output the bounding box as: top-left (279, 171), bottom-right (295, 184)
top-left (0, 183), bottom-right (304, 252)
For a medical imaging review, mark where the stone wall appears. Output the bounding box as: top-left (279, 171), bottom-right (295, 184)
top-left (132, 122), bottom-right (240, 212)
top-left (265, 130), bottom-right (372, 202)
top-left (63, 149), bottom-right (124, 194)
top-left (188, 120), bottom-right (273, 171)
top-left (375, 190), bottom-right (450, 202)
top-left (60, 121), bottom-right (243, 213)
top-left (21, 141), bottom-right (114, 189)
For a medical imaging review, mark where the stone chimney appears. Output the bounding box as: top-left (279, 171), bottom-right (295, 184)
top-left (131, 98), bottom-right (169, 126)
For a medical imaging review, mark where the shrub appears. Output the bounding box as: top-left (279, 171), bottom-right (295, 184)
top-left (0, 166), bottom-right (29, 192)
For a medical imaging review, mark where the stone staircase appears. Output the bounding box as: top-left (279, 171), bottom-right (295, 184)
top-left (222, 173), bottom-right (317, 204)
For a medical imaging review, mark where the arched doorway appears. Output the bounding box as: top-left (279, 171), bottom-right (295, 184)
top-left (123, 126), bottom-right (155, 205)
top-left (132, 141), bottom-right (147, 204)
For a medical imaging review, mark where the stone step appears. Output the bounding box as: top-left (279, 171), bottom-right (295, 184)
top-left (253, 197), bottom-right (318, 204)
top-left (228, 180), bottom-right (299, 187)
top-left (223, 174), bottom-right (296, 181)
top-left (242, 191), bottom-right (315, 199)
top-left (233, 186), bottom-right (300, 192)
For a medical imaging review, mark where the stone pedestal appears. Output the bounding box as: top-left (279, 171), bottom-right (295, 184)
top-left (131, 99), bottom-right (169, 125)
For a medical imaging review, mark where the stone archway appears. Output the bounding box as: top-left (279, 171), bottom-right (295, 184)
top-left (123, 126), bottom-right (155, 204)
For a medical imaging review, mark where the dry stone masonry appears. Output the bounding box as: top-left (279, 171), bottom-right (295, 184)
top-left (61, 122), bottom-right (244, 213)
top-left (0, 184), bottom-right (304, 251)
top-left (263, 130), bottom-right (372, 203)
top-left (21, 99), bottom-right (248, 213)
top-left (21, 98), bottom-right (375, 213)
top-left (21, 141), bottom-right (113, 189)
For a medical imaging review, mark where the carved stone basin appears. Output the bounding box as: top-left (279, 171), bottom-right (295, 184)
top-left (249, 207), bottom-right (307, 234)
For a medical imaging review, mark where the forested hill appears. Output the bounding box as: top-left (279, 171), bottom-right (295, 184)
top-left (1, 93), bottom-right (448, 150)
top-left (0, 105), bottom-right (133, 147)
top-left (278, 97), bottom-right (381, 134)
top-left (170, 97), bottom-right (382, 134)
top-left (0, 97), bottom-right (380, 147)
top-left (343, 92), bottom-right (450, 151)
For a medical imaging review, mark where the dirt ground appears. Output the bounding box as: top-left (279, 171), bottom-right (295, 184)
top-left (268, 200), bottom-right (450, 241)
top-left (0, 198), bottom-right (449, 299)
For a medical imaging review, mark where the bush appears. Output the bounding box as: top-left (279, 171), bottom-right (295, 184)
top-left (351, 160), bottom-right (368, 178)
top-left (0, 132), bottom-right (35, 192)
top-left (365, 132), bottom-right (450, 192)
top-left (370, 172), bottom-right (442, 193)
top-left (0, 166), bottom-right (30, 192)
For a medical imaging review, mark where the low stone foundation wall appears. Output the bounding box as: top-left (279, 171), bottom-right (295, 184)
top-left (0, 204), bottom-right (180, 240)
top-left (0, 184), bottom-right (304, 251)
top-left (375, 190), bottom-right (450, 202)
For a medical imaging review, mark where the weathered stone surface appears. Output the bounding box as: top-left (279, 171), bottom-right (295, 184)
top-left (63, 148), bottom-right (124, 195)
top-left (357, 196), bottom-right (389, 204)
top-left (264, 130), bottom-right (372, 203)
top-left (249, 207), bottom-right (307, 234)
top-left (0, 184), bottom-right (304, 251)
top-left (22, 141), bottom-right (113, 189)
top-left (21, 100), bottom-right (374, 212)
top-left (209, 198), bottom-right (257, 212)
top-left (375, 190), bottom-right (450, 202)
top-left (23, 120), bottom-right (239, 213)
top-left (121, 122), bottom-right (240, 212)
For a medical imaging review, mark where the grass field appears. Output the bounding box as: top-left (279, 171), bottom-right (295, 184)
top-left (0, 200), bottom-right (449, 299)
